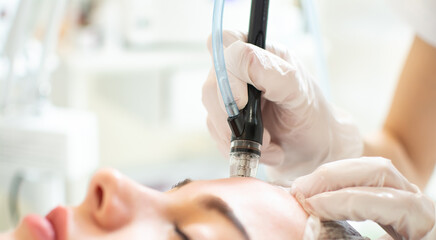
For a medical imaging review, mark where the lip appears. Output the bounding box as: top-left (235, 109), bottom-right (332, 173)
top-left (23, 215), bottom-right (55, 240)
top-left (45, 206), bottom-right (69, 240)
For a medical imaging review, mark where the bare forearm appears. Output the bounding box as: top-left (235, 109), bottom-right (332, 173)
top-left (364, 36), bottom-right (436, 189)
top-left (364, 131), bottom-right (425, 188)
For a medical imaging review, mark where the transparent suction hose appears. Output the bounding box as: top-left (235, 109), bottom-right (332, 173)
top-left (212, 0), bottom-right (239, 118)
top-left (212, 0), bottom-right (264, 178)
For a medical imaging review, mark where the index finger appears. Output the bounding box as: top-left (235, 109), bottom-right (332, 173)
top-left (291, 157), bottom-right (420, 198)
top-left (207, 30), bottom-right (292, 61)
top-left (207, 29), bottom-right (247, 55)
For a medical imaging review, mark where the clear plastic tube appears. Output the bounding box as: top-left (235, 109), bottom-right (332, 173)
top-left (212, 0), bottom-right (239, 117)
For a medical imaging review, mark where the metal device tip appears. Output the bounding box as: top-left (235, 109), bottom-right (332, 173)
top-left (229, 152), bottom-right (260, 177)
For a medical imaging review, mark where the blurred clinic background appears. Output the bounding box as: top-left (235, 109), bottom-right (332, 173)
top-left (1, 0), bottom-right (435, 238)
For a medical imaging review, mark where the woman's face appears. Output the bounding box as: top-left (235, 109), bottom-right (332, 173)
top-left (4, 169), bottom-right (308, 240)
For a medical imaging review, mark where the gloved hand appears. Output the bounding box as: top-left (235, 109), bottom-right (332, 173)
top-left (291, 157), bottom-right (436, 240)
top-left (202, 30), bottom-right (363, 180)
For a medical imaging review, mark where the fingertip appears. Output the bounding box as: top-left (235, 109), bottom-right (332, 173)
top-left (203, 69), bottom-right (237, 125)
top-left (227, 71), bottom-right (248, 110)
top-left (290, 175), bottom-right (317, 200)
top-left (291, 178), bottom-right (303, 195)
top-left (290, 184), bottom-right (298, 196)
top-left (291, 189), bottom-right (316, 216)
top-left (215, 83), bottom-right (231, 113)
top-left (302, 197), bottom-right (315, 216)
top-left (295, 191), bottom-right (305, 205)
top-left (215, 73), bottom-right (248, 113)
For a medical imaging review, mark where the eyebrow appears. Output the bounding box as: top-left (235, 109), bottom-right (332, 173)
top-left (198, 195), bottom-right (250, 240)
top-left (171, 179), bottom-right (192, 189)
top-left (171, 179), bottom-right (249, 240)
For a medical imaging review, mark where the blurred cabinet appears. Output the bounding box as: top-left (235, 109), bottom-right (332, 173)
top-left (52, 46), bottom-right (214, 168)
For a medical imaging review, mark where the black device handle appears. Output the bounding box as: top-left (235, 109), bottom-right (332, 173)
top-left (228, 0), bottom-right (269, 144)
top-left (247, 0), bottom-right (269, 49)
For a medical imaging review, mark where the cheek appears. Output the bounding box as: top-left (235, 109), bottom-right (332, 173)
top-left (111, 222), bottom-right (175, 240)
top-left (70, 215), bottom-right (175, 240)
top-left (11, 223), bottom-right (34, 240)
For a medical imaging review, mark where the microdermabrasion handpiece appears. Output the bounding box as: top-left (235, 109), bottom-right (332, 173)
top-left (228, 0), bottom-right (268, 177)
top-left (212, 0), bottom-right (269, 177)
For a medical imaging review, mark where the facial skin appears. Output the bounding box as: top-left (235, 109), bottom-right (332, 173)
top-left (1, 168), bottom-right (308, 240)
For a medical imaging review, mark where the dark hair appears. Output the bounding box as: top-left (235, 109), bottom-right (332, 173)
top-left (319, 221), bottom-right (370, 240)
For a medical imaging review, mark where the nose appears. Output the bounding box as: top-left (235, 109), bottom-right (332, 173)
top-left (83, 168), bottom-right (163, 230)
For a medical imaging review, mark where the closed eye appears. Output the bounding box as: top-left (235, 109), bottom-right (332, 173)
top-left (175, 224), bottom-right (190, 240)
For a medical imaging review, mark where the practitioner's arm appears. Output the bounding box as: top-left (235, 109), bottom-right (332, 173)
top-left (364, 36), bottom-right (436, 189)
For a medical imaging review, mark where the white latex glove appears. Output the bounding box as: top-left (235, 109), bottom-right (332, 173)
top-left (202, 30), bottom-right (363, 180)
top-left (291, 157), bottom-right (436, 240)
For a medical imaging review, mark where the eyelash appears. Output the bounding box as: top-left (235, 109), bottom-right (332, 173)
top-left (175, 224), bottom-right (189, 240)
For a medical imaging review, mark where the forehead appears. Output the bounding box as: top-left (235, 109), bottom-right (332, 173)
top-left (185, 178), bottom-right (296, 205)
top-left (172, 178), bottom-right (307, 240)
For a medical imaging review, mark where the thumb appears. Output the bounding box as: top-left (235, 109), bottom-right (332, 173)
top-left (216, 67), bottom-right (248, 113)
